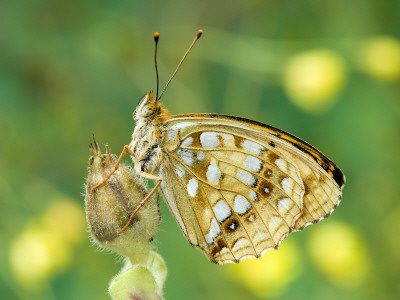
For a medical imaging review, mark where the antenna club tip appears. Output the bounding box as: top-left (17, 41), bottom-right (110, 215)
top-left (196, 29), bottom-right (203, 39)
top-left (154, 32), bottom-right (160, 41)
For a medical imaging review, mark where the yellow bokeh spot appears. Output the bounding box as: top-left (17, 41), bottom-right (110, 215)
top-left (307, 221), bottom-right (369, 287)
top-left (226, 241), bottom-right (301, 298)
top-left (9, 198), bottom-right (86, 290)
top-left (9, 226), bottom-right (71, 290)
top-left (41, 198), bottom-right (86, 245)
top-left (360, 36), bottom-right (400, 81)
top-left (283, 49), bottom-right (347, 114)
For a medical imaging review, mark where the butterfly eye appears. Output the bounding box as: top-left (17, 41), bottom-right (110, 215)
top-left (133, 103), bottom-right (154, 120)
top-left (133, 92), bottom-right (159, 120)
top-left (144, 105), bottom-right (157, 117)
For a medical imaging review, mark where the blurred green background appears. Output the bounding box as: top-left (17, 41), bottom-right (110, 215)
top-left (1, 0), bottom-right (400, 299)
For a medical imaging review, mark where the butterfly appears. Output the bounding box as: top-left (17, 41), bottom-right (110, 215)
top-left (92, 30), bottom-right (345, 264)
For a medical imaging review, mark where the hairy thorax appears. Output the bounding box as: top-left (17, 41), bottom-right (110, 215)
top-left (129, 119), bottom-right (164, 174)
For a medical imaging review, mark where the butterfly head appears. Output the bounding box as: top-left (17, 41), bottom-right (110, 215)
top-left (133, 91), bottom-right (162, 121)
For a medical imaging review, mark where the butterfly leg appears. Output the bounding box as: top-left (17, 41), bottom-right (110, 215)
top-left (91, 145), bottom-right (133, 191)
top-left (118, 172), bottom-right (162, 234)
top-left (156, 191), bottom-right (161, 216)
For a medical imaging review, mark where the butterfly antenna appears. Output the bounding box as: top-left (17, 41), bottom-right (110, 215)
top-left (154, 32), bottom-right (160, 100)
top-left (158, 29), bottom-right (203, 101)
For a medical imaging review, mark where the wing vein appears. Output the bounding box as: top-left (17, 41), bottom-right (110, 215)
top-left (223, 173), bottom-right (278, 246)
top-left (214, 158), bottom-right (258, 256)
top-left (195, 178), bottom-right (238, 261)
top-left (311, 168), bottom-right (338, 209)
top-left (183, 147), bottom-right (287, 174)
top-left (169, 152), bottom-right (289, 246)
top-left (207, 152), bottom-right (303, 199)
top-left (161, 160), bottom-right (208, 247)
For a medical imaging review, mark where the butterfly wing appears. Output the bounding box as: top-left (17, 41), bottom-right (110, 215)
top-left (159, 114), bottom-right (344, 264)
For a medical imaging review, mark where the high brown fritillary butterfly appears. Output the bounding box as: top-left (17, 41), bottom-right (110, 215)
top-left (92, 30), bottom-right (345, 264)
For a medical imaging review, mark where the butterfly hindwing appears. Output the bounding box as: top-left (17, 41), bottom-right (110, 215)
top-left (159, 114), bottom-right (344, 263)
top-left (277, 148), bottom-right (342, 231)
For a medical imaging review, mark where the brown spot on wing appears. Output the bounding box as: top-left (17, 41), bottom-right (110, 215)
top-left (257, 181), bottom-right (273, 196)
top-left (224, 218), bottom-right (239, 232)
top-left (211, 238), bottom-right (228, 257)
top-left (263, 168), bottom-right (273, 178)
top-left (268, 152), bottom-right (280, 163)
top-left (235, 136), bottom-right (245, 149)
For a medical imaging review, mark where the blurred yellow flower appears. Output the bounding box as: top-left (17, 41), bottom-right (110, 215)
top-left (226, 240), bottom-right (301, 298)
top-left (283, 49), bottom-right (347, 114)
top-left (9, 226), bottom-right (71, 290)
top-left (359, 36), bottom-right (400, 81)
top-left (307, 221), bottom-right (369, 287)
top-left (41, 198), bottom-right (86, 245)
top-left (9, 198), bottom-right (86, 290)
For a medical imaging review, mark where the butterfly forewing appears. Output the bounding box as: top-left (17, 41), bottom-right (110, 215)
top-left (158, 114), bottom-right (343, 263)
top-left (239, 127), bottom-right (343, 230)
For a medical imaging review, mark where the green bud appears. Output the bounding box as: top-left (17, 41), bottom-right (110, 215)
top-left (110, 265), bottom-right (159, 300)
top-left (85, 137), bottom-right (161, 264)
top-left (109, 251), bottom-right (167, 300)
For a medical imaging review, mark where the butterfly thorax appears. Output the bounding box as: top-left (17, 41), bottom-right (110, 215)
top-left (129, 92), bottom-right (170, 174)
